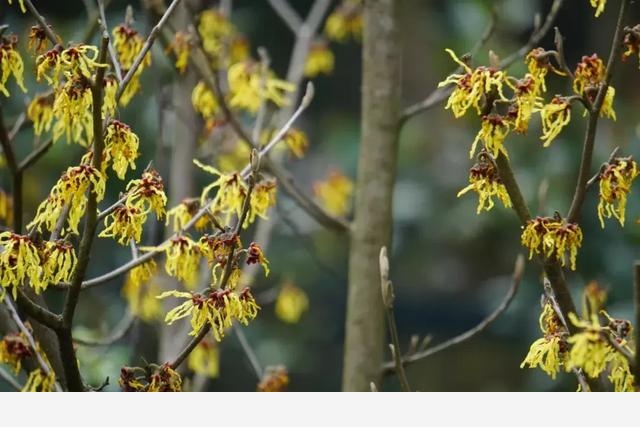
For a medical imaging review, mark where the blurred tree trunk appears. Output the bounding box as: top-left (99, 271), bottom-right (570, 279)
top-left (342, 0), bottom-right (400, 391)
top-left (155, 0), bottom-right (199, 363)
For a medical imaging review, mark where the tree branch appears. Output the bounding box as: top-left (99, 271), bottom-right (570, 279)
top-left (382, 254), bottom-right (524, 374)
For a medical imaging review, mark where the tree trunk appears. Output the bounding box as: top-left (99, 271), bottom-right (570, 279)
top-left (342, 0), bottom-right (401, 391)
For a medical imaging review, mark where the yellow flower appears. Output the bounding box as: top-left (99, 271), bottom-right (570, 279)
top-left (227, 61), bottom-right (295, 114)
top-left (324, 1), bottom-right (363, 43)
top-left (573, 54), bottom-right (617, 120)
top-left (166, 31), bottom-right (192, 74)
top-left (566, 312), bottom-right (612, 378)
top-left (22, 368), bottom-right (56, 392)
top-left (457, 156), bottom-right (511, 214)
top-left (162, 236), bottom-right (202, 287)
top-left (438, 49), bottom-right (508, 118)
top-left (275, 282), bottom-right (309, 324)
top-left (525, 48), bottom-right (550, 94)
top-left (0, 331), bottom-right (33, 374)
top-left (0, 34), bottom-right (27, 97)
top-left (257, 366), bottom-right (290, 392)
top-left (247, 180), bottom-right (277, 225)
top-left (187, 339), bottom-right (219, 378)
top-left (165, 199), bottom-right (210, 232)
top-left (622, 26), bottom-right (640, 68)
top-left (40, 240), bottom-right (77, 287)
top-left (28, 25), bottom-right (50, 55)
top-left (607, 347), bottom-right (635, 392)
top-left (582, 281), bottom-right (607, 319)
top-left (112, 24), bottom-right (150, 71)
top-left (537, 96), bottom-right (571, 147)
top-left (217, 140), bottom-right (252, 173)
top-left (471, 114), bottom-right (510, 159)
top-left (29, 163), bottom-right (106, 235)
top-left (304, 40), bottom-right (334, 78)
top-left (0, 232), bottom-right (42, 299)
top-left (7, 0), bottom-right (26, 13)
top-left (590, 0), bottom-right (607, 17)
top-left (0, 188), bottom-right (12, 226)
top-left (125, 169), bottom-right (168, 220)
top-left (99, 204), bottom-right (147, 245)
top-left (198, 9), bottom-right (234, 59)
top-left (198, 232), bottom-right (239, 267)
top-left (158, 287), bottom-right (260, 341)
top-left (27, 94), bottom-right (55, 136)
top-left (60, 44), bottom-right (107, 79)
top-left (600, 86), bottom-right (616, 121)
top-left (313, 169), bottom-right (354, 217)
top-left (279, 128), bottom-right (309, 159)
top-left (35, 46), bottom-right (63, 86)
top-left (229, 36), bottom-right (250, 65)
top-left (194, 159), bottom-right (248, 224)
top-left (147, 363), bottom-right (182, 392)
top-left (102, 74), bottom-right (118, 117)
top-left (246, 242), bottom-right (270, 276)
top-left (122, 260), bottom-right (162, 323)
top-left (191, 81), bottom-right (219, 119)
top-left (520, 303), bottom-right (567, 379)
top-left (103, 120), bottom-right (140, 179)
top-left (597, 157), bottom-right (639, 228)
top-left (521, 216), bottom-right (583, 270)
top-left (52, 76), bottom-right (94, 146)
top-left (113, 24), bottom-right (151, 106)
top-left (510, 75), bottom-right (540, 134)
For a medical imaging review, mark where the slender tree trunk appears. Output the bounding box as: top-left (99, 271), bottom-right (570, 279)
top-left (342, 0), bottom-right (401, 391)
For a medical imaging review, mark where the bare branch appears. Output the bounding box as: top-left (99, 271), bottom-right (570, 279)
top-left (0, 366), bottom-right (22, 391)
top-left (234, 326), bottom-right (263, 380)
top-left (382, 254), bottom-right (524, 374)
top-left (73, 311), bottom-right (136, 346)
top-left (97, 0), bottom-right (124, 83)
top-left (267, 0), bottom-right (303, 33)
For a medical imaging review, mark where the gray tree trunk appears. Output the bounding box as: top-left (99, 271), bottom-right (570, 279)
top-left (342, 0), bottom-right (401, 391)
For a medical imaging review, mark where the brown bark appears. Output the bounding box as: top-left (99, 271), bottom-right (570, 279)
top-left (342, 0), bottom-right (401, 391)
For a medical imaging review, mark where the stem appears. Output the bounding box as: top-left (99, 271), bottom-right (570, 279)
top-left (57, 35), bottom-right (109, 392)
top-left (234, 326), bottom-right (263, 380)
top-left (566, 0), bottom-right (628, 223)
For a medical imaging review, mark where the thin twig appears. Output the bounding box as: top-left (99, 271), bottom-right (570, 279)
top-left (73, 311), bottom-right (136, 346)
top-left (97, 0), bottom-right (124, 83)
top-left (115, 0), bottom-right (182, 102)
top-left (3, 298), bottom-right (63, 392)
top-left (382, 254), bottom-right (525, 374)
top-left (267, 0), bottom-right (303, 33)
top-left (379, 246), bottom-right (411, 391)
top-left (585, 146), bottom-right (621, 188)
top-left (22, 0), bottom-right (59, 44)
top-left (17, 138), bottom-right (53, 172)
top-left (234, 326), bottom-right (263, 380)
top-left (0, 366), bottom-right (22, 391)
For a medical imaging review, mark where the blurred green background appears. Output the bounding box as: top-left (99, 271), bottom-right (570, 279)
top-left (2, 0), bottom-right (640, 391)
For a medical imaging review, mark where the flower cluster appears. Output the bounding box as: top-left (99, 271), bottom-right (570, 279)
top-left (112, 23), bottom-right (150, 105)
top-left (0, 232), bottom-right (75, 297)
top-left (275, 282), bottom-right (309, 324)
top-left (122, 260), bottom-right (162, 322)
top-left (304, 39), bottom-right (335, 78)
top-left (597, 157), bottom-right (639, 227)
top-left (166, 31), bottom-right (193, 74)
top-left (103, 120), bottom-right (140, 179)
top-left (119, 363), bottom-right (182, 392)
top-left (622, 25), bottom-right (640, 67)
top-left (27, 93), bottom-right (54, 136)
top-left (166, 199), bottom-right (210, 232)
top-left (158, 287), bottom-right (260, 342)
top-left (325, 0), bottom-right (363, 43)
top-left (29, 163), bottom-right (106, 235)
top-left (257, 365), bottom-right (290, 392)
top-left (0, 331), bottom-right (33, 374)
top-left (520, 302), bottom-right (568, 379)
top-left (227, 61), bottom-right (295, 114)
top-left (521, 216), bottom-right (583, 270)
top-left (457, 156), bottom-right (511, 214)
top-left (573, 54), bottom-right (616, 120)
top-left (314, 169), bottom-right (354, 217)
top-left (194, 159), bottom-right (277, 227)
top-left (0, 33), bottom-right (27, 97)
top-left (187, 339), bottom-right (219, 379)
